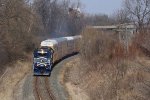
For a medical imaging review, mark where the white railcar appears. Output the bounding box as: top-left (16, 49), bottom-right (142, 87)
top-left (40, 35), bottom-right (81, 63)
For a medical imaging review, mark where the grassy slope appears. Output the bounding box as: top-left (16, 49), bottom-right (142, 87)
top-left (63, 55), bottom-right (150, 100)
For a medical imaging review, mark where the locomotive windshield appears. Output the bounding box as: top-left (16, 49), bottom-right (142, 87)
top-left (35, 52), bottom-right (50, 58)
top-left (34, 48), bottom-right (52, 58)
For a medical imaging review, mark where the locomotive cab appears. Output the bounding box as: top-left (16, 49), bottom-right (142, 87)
top-left (33, 47), bottom-right (53, 76)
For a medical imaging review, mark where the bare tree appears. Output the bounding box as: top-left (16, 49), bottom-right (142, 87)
top-left (124, 0), bottom-right (150, 31)
top-left (85, 14), bottom-right (116, 26)
top-left (0, 0), bottom-right (39, 61)
top-left (114, 9), bottom-right (131, 24)
top-left (33, 0), bottom-right (84, 36)
top-left (34, 0), bottom-right (68, 33)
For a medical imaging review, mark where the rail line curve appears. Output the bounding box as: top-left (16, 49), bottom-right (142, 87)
top-left (34, 77), bottom-right (55, 100)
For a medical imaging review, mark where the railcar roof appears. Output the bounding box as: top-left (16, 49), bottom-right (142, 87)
top-left (40, 35), bottom-right (81, 47)
top-left (64, 36), bottom-right (74, 40)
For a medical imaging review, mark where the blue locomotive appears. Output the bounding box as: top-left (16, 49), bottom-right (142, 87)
top-left (33, 47), bottom-right (53, 76)
top-left (33, 36), bottom-right (81, 76)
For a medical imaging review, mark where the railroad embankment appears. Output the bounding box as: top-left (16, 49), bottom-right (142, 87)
top-left (61, 28), bottom-right (150, 100)
top-left (0, 60), bottom-right (31, 100)
top-left (60, 55), bottom-right (90, 100)
top-left (62, 55), bottom-right (150, 100)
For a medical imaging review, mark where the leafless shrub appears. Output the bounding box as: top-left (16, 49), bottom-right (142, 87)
top-left (73, 54), bottom-right (150, 100)
top-left (77, 28), bottom-right (150, 100)
top-left (132, 30), bottom-right (150, 57)
top-left (80, 28), bottom-right (116, 65)
top-left (0, 0), bottom-right (39, 66)
top-left (80, 28), bottom-right (139, 66)
top-left (124, 0), bottom-right (150, 32)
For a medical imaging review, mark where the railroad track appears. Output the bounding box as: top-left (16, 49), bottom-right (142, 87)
top-left (34, 77), bottom-right (55, 100)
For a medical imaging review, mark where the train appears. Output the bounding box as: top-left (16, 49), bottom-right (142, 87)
top-left (33, 35), bottom-right (81, 76)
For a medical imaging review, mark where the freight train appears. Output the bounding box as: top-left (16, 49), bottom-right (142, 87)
top-left (33, 35), bottom-right (81, 76)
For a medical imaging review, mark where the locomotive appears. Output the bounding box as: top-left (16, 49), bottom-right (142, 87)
top-left (33, 35), bottom-right (81, 76)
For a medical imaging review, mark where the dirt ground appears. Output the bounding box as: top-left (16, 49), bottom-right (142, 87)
top-left (60, 55), bottom-right (90, 100)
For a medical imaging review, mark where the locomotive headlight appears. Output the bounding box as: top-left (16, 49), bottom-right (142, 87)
top-left (41, 50), bottom-right (44, 54)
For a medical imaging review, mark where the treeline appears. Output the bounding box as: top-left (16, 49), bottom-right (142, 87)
top-left (0, 0), bottom-right (83, 71)
top-left (85, 14), bottom-right (116, 26)
top-left (0, 0), bottom-right (38, 65)
top-left (33, 0), bottom-right (84, 36)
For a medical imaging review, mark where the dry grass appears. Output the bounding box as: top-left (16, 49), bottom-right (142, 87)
top-left (64, 56), bottom-right (150, 100)
top-left (80, 28), bottom-right (116, 65)
top-left (80, 28), bottom-right (139, 68)
top-left (0, 60), bottom-right (31, 100)
top-left (62, 28), bottom-right (150, 100)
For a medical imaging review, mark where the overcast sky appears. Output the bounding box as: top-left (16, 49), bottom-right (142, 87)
top-left (80, 0), bottom-right (123, 15)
